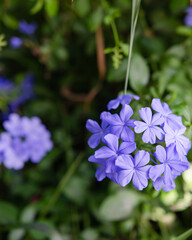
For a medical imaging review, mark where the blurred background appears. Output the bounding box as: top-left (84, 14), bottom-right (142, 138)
top-left (0, 0), bottom-right (192, 239)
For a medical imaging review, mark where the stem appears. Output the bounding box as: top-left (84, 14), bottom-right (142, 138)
top-left (111, 20), bottom-right (120, 46)
top-left (39, 153), bottom-right (84, 218)
top-left (124, 0), bottom-right (141, 95)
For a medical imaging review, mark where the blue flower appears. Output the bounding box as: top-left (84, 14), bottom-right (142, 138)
top-left (86, 113), bottom-right (109, 148)
top-left (151, 98), bottom-right (183, 129)
top-left (107, 94), bottom-right (139, 110)
top-left (86, 96), bottom-right (191, 192)
top-left (104, 104), bottom-right (135, 142)
top-left (116, 150), bottom-right (151, 190)
top-left (10, 73), bottom-right (34, 111)
top-left (149, 146), bottom-right (189, 192)
top-left (95, 134), bottom-right (136, 174)
top-left (134, 107), bottom-right (164, 144)
top-left (0, 114), bottom-right (53, 169)
top-left (88, 155), bottom-right (106, 181)
top-left (0, 132), bottom-right (24, 170)
top-left (9, 36), bottom-right (23, 49)
top-left (184, 6), bottom-right (192, 27)
top-left (0, 76), bottom-right (14, 92)
top-left (19, 20), bottom-right (37, 36)
top-left (164, 124), bottom-right (191, 156)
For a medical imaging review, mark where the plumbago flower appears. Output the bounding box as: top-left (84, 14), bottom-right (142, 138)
top-left (0, 74), bottom-right (34, 120)
top-left (86, 95), bottom-right (191, 192)
top-left (0, 113), bottom-right (53, 170)
top-left (19, 20), bottom-right (37, 36)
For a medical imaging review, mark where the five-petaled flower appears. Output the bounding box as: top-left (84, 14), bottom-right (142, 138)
top-left (134, 107), bottom-right (164, 144)
top-left (116, 150), bottom-right (151, 190)
top-left (149, 145), bottom-right (189, 192)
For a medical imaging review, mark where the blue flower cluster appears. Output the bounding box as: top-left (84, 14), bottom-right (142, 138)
top-left (0, 73), bottom-right (34, 120)
top-left (10, 20), bottom-right (37, 49)
top-left (0, 114), bottom-right (53, 170)
top-left (86, 95), bottom-right (191, 192)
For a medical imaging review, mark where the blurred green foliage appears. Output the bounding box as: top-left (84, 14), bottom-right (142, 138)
top-left (0, 0), bottom-right (192, 239)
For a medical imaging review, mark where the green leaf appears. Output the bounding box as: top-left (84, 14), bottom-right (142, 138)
top-left (31, 0), bottom-right (44, 14)
top-left (176, 26), bottom-right (192, 37)
top-left (75, 0), bottom-right (90, 17)
top-left (2, 14), bottom-right (18, 29)
top-left (130, 54), bottom-right (150, 92)
top-left (81, 228), bottom-right (99, 240)
top-left (0, 201), bottom-right (18, 224)
top-left (99, 190), bottom-right (140, 221)
top-left (21, 205), bottom-right (37, 224)
top-left (8, 229), bottom-right (25, 240)
top-left (45, 0), bottom-right (59, 17)
top-left (108, 58), bottom-right (127, 82)
top-left (87, 6), bottom-right (104, 31)
top-left (174, 228), bottom-right (192, 240)
top-left (62, 176), bottom-right (89, 205)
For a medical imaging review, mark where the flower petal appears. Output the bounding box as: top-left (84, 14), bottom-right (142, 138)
top-left (134, 121), bottom-right (148, 133)
top-left (118, 169), bottom-right (134, 187)
top-left (95, 166), bottom-right (106, 181)
top-left (86, 119), bottom-right (101, 133)
top-left (107, 99), bottom-right (120, 110)
top-left (149, 164), bottom-right (165, 181)
top-left (115, 154), bottom-right (134, 169)
top-left (104, 134), bottom-right (119, 152)
top-left (88, 133), bottom-right (101, 148)
top-left (120, 104), bottom-right (133, 123)
top-left (95, 146), bottom-right (115, 159)
top-left (139, 107), bottom-right (152, 124)
top-left (134, 150), bottom-right (150, 167)
top-left (132, 171), bottom-right (148, 190)
top-left (154, 145), bottom-right (166, 163)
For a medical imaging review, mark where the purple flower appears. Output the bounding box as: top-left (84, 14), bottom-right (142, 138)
top-left (9, 36), bottom-right (23, 49)
top-left (164, 124), bottom-right (191, 156)
top-left (184, 6), bottom-right (192, 27)
top-left (95, 134), bottom-right (136, 174)
top-left (10, 73), bottom-right (34, 111)
top-left (149, 146), bottom-right (189, 192)
top-left (107, 94), bottom-right (140, 110)
top-left (0, 76), bottom-right (14, 92)
top-left (88, 155), bottom-right (106, 181)
top-left (116, 150), bottom-right (151, 190)
top-left (19, 20), bottom-right (37, 35)
top-left (86, 114), bottom-right (109, 149)
top-left (151, 98), bottom-right (183, 129)
top-left (104, 104), bottom-right (135, 142)
top-left (0, 132), bottom-right (24, 170)
top-left (134, 107), bottom-right (164, 144)
top-left (0, 114), bottom-right (53, 169)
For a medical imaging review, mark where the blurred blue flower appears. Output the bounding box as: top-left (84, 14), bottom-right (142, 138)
top-left (10, 73), bottom-right (34, 111)
top-left (0, 113), bottom-right (53, 169)
top-left (0, 76), bottom-right (14, 92)
top-left (184, 6), bottom-right (192, 27)
top-left (0, 74), bottom-right (35, 121)
top-left (9, 36), bottom-right (23, 49)
top-left (19, 20), bottom-right (37, 35)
